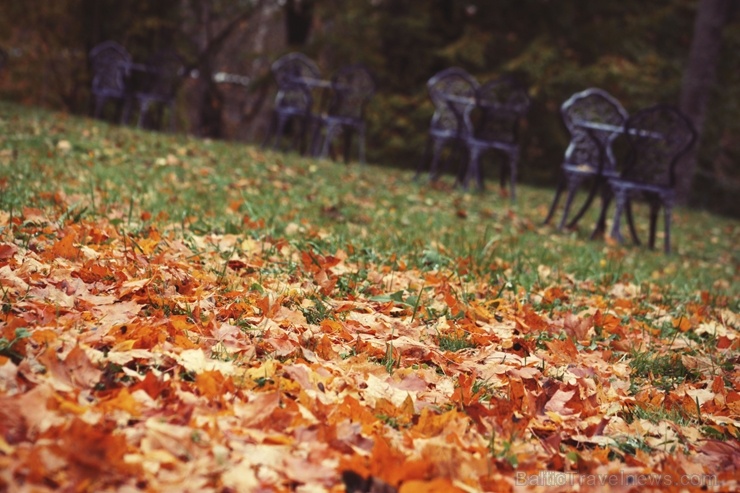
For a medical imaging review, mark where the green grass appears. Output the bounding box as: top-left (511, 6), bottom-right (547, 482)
top-left (629, 350), bottom-right (699, 385)
top-left (0, 101), bottom-right (738, 305)
top-left (438, 333), bottom-right (477, 352)
top-left (622, 402), bottom-right (694, 427)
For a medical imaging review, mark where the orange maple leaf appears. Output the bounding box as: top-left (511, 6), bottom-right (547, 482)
top-left (50, 232), bottom-right (78, 260)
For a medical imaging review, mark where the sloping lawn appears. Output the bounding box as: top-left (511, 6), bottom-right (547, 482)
top-left (0, 102), bottom-right (738, 492)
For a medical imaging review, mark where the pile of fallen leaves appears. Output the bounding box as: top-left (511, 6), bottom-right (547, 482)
top-left (0, 202), bottom-right (738, 493)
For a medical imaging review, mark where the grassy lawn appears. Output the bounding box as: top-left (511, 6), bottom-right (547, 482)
top-left (0, 102), bottom-right (738, 492)
top-left (2, 103), bottom-right (736, 295)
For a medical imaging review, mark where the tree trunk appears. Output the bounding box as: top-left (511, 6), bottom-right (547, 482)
top-left (677, 0), bottom-right (731, 204)
top-left (285, 0), bottom-right (313, 46)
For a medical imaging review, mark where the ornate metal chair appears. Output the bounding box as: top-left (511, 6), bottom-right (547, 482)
top-left (89, 41), bottom-right (132, 121)
top-left (606, 105), bottom-right (697, 253)
top-left (460, 76), bottom-right (530, 200)
top-left (417, 67), bottom-right (479, 181)
top-left (544, 88), bottom-right (628, 230)
top-left (263, 52), bottom-right (321, 153)
top-left (311, 64), bottom-right (375, 164)
top-left (126, 50), bottom-right (184, 132)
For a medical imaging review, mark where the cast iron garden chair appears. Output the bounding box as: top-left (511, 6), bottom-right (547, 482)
top-left (263, 52), bottom-right (321, 154)
top-left (417, 67), bottom-right (479, 181)
top-left (605, 104), bottom-right (697, 253)
top-left (460, 76), bottom-right (530, 200)
top-left (311, 64), bottom-right (375, 164)
top-left (544, 88), bottom-right (628, 230)
top-left (125, 50), bottom-right (184, 132)
top-left (89, 41), bottom-right (132, 121)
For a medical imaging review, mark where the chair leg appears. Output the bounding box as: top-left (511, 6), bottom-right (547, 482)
top-left (648, 203), bottom-right (659, 250)
top-left (544, 180), bottom-right (565, 225)
top-left (310, 118), bottom-right (323, 156)
top-left (318, 123), bottom-right (330, 159)
top-left (320, 122), bottom-right (340, 159)
top-left (358, 126), bottom-right (366, 165)
top-left (296, 117), bottom-right (308, 155)
top-left (429, 138), bottom-right (445, 181)
top-left (302, 114), bottom-right (320, 155)
top-left (590, 186), bottom-right (612, 240)
top-left (626, 201), bottom-right (640, 246)
top-left (566, 178), bottom-right (600, 229)
top-left (663, 204), bottom-right (672, 254)
top-left (558, 173), bottom-right (585, 230)
top-left (558, 189), bottom-right (577, 231)
top-left (464, 146), bottom-right (482, 190)
top-left (508, 150), bottom-right (518, 201)
top-left (610, 192), bottom-right (627, 244)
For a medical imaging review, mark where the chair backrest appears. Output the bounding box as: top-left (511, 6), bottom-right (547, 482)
top-left (621, 105), bottom-right (697, 188)
top-left (561, 88), bottom-right (628, 172)
top-left (270, 52), bottom-right (320, 113)
top-left (89, 41), bottom-right (132, 98)
top-left (326, 64), bottom-right (375, 120)
top-left (473, 76), bottom-right (530, 145)
top-left (426, 67), bottom-right (479, 136)
top-left (139, 50), bottom-right (184, 100)
top-left (271, 52), bottom-right (320, 87)
top-left (274, 81), bottom-right (313, 113)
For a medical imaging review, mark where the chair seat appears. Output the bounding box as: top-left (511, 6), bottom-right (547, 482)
top-left (317, 113), bottom-right (363, 127)
top-left (96, 88), bottom-right (128, 99)
top-left (135, 93), bottom-right (172, 104)
top-left (428, 127), bottom-right (467, 139)
top-left (467, 136), bottom-right (518, 151)
top-left (275, 105), bottom-right (311, 116)
top-left (609, 178), bottom-right (673, 197)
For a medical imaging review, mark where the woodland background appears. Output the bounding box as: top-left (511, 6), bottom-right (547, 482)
top-left (0, 0), bottom-right (738, 216)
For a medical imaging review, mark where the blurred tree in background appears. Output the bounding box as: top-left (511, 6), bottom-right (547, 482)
top-left (0, 0), bottom-right (737, 216)
top-left (679, 0), bottom-right (737, 208)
